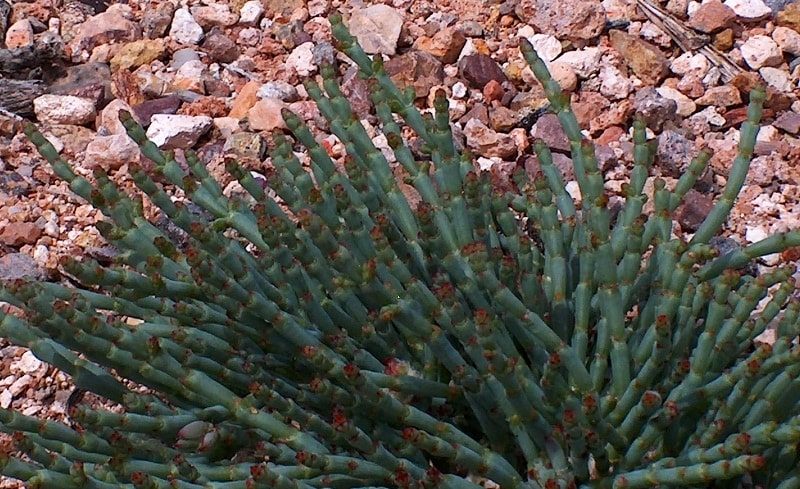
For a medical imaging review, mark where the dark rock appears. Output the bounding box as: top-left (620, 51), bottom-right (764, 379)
top-left (458, 54), bottom-right (508, 89)
top-left (530, 113), bottom-right (570, 153)
top-left (132, 95), bottom-right (183, 125)
top-left (674, 189), bottom-right (713, 231)
top-left (709, 236), bottom-right (758, 276)
top-left (201, 28), bottom-right (240, 63)
top-left (341, 66), bottom-right (373, 119)
top-left (48, 62), bottom-right (113, 109)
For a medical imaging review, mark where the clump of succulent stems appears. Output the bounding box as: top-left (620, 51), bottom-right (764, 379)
top-left (3, 13), bottom-right (800, 489)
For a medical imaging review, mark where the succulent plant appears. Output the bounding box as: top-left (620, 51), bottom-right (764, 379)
top-left (3, 13), bottom-right (800, 489)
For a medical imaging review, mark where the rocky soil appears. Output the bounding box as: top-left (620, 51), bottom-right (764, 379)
top-left (2, 0), bottom-right (800, 485)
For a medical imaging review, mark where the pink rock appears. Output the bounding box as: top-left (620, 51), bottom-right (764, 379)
top-left (695, 85), bottom-right (742, 107)
top-left (0, 223), bottom-right (42, 247)
top-left (773, 111), bottom-right (800, 134)
top-left (462, 119), bottom-right (517, 159)
top-left (349, 5), bottom-right (403, 55)
top-left (515, 0), bottom-right (606, 41)
top-left (33, 95), bottom-right (97, 125)
top-left (687, 0), bottom-right (736, 33)
top-left (412, 26), bottom-right (467, 65)
top-left (190, 4), bottom-right (238, 29)
top-left (5, 19), bottom-right (34, 49)
top-left (740, 35), bottom-right (783, 69)
top-left (84, 134), bottom-right (141, 171)
top-left (248, 98), bottom-right (288, 132)
top-left (68, 10), bottom-right (142, 62)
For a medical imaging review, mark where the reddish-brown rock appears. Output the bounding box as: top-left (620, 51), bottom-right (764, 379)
top-left (687, 0), bottom-right (736, 33)
top-left (459, 54), bottom-right (508, 89)
top-left (0, 223), bottom-right (42, 247)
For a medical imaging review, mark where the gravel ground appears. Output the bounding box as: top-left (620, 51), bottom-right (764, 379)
top-left (2, 0), bottom-right (800, 486)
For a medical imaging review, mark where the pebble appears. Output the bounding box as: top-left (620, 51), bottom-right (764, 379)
top-left (257, 81), bottom-right (299, 102)
top-left (772, 26), bottom-right (800, 56)
top-left (68, 9), bottom-right (142, 62)
top-left (17, 351), bottom-right (43, 374)
top-left (201, 29), bottom-right (240, 64)
top-left (170, 7), bottom-right (205, 45)
top-left (687, 0), bottom-right (737, 33)
top-left (515, 0), bottom-right (606, 41)
top-left (145, 114), bottom-right (213, 149)
top-left (670, 52), bottom-right (711, 76)
top-left (633, 87), bottom-right (678, 131)
top-left (247, 98), bottom-right (289, 132)
top-left (84, 133), bottom-right (141, 171)
top-left (773, 111), bottom-right (800, 134)
top-left (675, 189), bottom-right (714, 230)
top-left (0, 222), bottom-right (42, 247)
top-left (413, 26), bottom-right (467, 65)
top-left (655, 86), bottom-right (697, 116)
top-left (33, 95), bottom-right (97, 125)
top-left (349, 4), bottom-right (403, 55)
top-left (5, 18), bottom-right (34, 48)
top-left (459, 54), bottom-right (508, 89)
top-left (110, 39), bottom-right (168, 72)
top-left (530, 114), bottom-right (570, 152)
top-left (385, 51), bottom-right (445, 99)
top-left (0, 252), bottom-right (44, 280)
top-left (190, 4), bottom-right (238, 29)
top-left (286, 41), bottom-right (317, 76)
top-left (599, 65), bottom-right (634, 100)
top-left (555, 47), bottom-right (602, 78)
top-left (740, 35), bottom-right (783, 69)
top-left (724, 0), bottom-right (772, 19)
top-left (759, 66), bottom-right (794, 93)
top-left (522, 32), bottom-right (562, 62)
top-left (609, 30), bottom-right (670, 85)
top-left (462, 118), bottom-right (518, 159)
top-left (695, 85), bottom-right (742, 107)
top-left (239, 1), bottom-right (265, 26)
